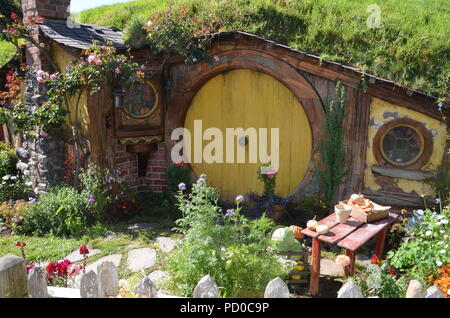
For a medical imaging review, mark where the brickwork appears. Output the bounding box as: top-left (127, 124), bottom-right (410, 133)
top-left (22, 0), bottom-right (71, 20)
top-left (115, 142), bottom-right (168, 193)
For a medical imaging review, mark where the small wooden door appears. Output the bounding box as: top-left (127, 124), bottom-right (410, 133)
top-left (184, 69), bottom-right (312, 201)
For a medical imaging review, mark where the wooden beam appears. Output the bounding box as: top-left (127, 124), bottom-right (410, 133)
top-left (371, 165), bottom-right (436, 181)
top-left (362, 189), bottom-right (430, 208)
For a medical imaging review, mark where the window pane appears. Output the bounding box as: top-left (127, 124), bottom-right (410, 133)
top-left (381, 126), bottom-right (422, 165)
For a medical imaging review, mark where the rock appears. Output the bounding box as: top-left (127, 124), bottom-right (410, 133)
top-left (320, 258), bottom-right (345, 276)
top-left (264, 277), bottom-right (290, 298)
top-left (127, 248), bottom-right (156, 272)
top-left (97, 261), bottom-right (119, 297)
top-left (406, 280), bottom-right (422, 298)
top-left (135, 276), bottom-right (158, 298)
top-left (16, 148), bottom-right (30, 160)
top-left (127, 223), bottom-right (162, 231)
top-left (337, 280), bottom-right (364, 298)
top-left (85, 254), bottom-right (122, 274)
top-left (193, 275), bottom-right (220, 298)
top-left (80, 270), bottom-right (99, 298)
top-left (423, 286), bottom-right (444, 298)
top-left (0, 254), bottom-right (28, 298)
top-left (155, 237), bottom-right (178, 253)
top-left (148, 270), bottom-right (170, 289)
top-left (65, 248), bottom-right (101, 263)
top-left (16, 162), bottom-right (29, 171)
top-left (28, 266), bottom-right (48, 298)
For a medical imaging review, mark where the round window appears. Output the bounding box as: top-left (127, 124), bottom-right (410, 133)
top-left (373, 118), bottom-right (432, 169)
top-left (381, 125), bottom-right (424, 166)
top-left (123, 81), bottom-right (158, 118)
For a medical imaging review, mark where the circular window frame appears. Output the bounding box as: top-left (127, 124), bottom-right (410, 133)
top-left (123, 80), bottom-right (159, 119)
top-left (373, 118), bottom-right (433, 170)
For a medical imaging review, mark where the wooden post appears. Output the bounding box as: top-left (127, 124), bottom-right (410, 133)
top-left (309, 237), bottom-right (321, 296)
top-left (344, 249), bottom-right (356, 277)
top-left (0, 254), bottom-right (28, 298)
top-left (374, 227), bottom-right (387, 259)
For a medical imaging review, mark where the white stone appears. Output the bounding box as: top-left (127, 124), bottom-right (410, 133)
top-left (85, 254), bottom-right (122, 274)
top-left (97, 261), bottom-right (119, 297)
top-left (193, 275), bottom-right (220, 298)
top-left (405, 280), bottom-right (422, 298)
top-left (148, 270), bottom-right (170, 289)
top-left (337, 280), bottom-right (364, 298)
top-left (65, 248), bottom-right (101, 263)
top-left (127, 248), bottom-right (156, 272)
top-left (47, 286), bottom-right (81, 298)
top-left (28, 266), bottom-right (48, 298)
top-left (423, 286), bottom-right (444, 298)
top-left (155, 237), bottom-right (178, 253)
top-left (135, 276), bottom-right (158, 298)
top-left (264, 277), bottom-right (290, 298)
top-left (80, 270), bottom-right (99, 298)
top-left (0, 254), bottom-right (28, 298)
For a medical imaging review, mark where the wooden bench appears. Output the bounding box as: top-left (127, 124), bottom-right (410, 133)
top-left (301, 212), bottom-right (400, 296)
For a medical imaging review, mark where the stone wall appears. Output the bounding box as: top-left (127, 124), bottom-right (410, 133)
top-left (15, 72), bottom-right (66, 194)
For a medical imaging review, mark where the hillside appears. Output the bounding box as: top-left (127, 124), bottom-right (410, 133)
top-left (78, 0), bottom-right (450, 99)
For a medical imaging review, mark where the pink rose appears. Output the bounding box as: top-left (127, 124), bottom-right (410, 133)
top-left (87, 54), bottom-right (96, 64)
top-left (37, 76), bottom-right (44, 83)
top-left (95, 59), bottom-right (103, 66)
top-left (213, 55), bottom-right (220, 62)
top-left (114, 67), bottom-right (120, 74)
top-left (36, 70), bottom-right (45, 77)
top-left (49, 73), bottom-right (56, 80)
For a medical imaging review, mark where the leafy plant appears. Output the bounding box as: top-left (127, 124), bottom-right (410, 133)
top-left (317, 82), bottom-right (348, 204)
top-left (387, 206), bottom-right (450, 279)
top-left (17, 186), bottom-right (89, 237)
top-left (165, 176), bottom-right (293, 297)
top-left (166, 163), bottom-right (192, 194)
top-left (0, 199), bottom-right (29, 229)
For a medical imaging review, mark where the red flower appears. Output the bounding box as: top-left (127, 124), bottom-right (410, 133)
top-left (389, 267), bottom-right (396, 276)
top-left (79, 245), bottom-right (89, 255)
top-left (16, 241), bottom-right (26, 247)
top-left (10, 12), bottom-right (19, 21)
top-left (371, 254), bottom-right (379, 265)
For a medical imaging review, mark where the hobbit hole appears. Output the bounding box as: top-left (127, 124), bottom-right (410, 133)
top-left (4, 0), bottom-right (448, 207)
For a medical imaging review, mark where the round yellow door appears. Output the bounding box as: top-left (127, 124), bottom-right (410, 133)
top-left (184, 69), bottom-right (312, 201)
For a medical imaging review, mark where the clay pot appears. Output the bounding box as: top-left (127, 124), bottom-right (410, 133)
top-left (335, 202), bottom-right (352, 224)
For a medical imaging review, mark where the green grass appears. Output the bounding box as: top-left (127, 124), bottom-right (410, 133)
top-left (78, 0), bottom-right (449, 99)
top-left (0, 40), bottom-right (17, 68)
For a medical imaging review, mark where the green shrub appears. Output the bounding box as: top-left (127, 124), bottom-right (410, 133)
top-left (165, 177), bottom-right (293, 297)
top-left (166, 164), bottom-right (192, 194)
top-left (18, 186), bottom-right (89, 237)
top-left (387, 206), bottom-right (450, 279)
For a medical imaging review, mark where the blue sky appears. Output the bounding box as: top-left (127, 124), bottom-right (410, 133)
top-left (70, 0), bottom-right (133, 13)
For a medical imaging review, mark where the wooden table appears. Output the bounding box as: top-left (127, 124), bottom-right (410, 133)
top-left (301, 212), bottom-right (400, 296)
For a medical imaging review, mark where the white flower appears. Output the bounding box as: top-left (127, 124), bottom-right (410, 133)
top-left (425, 230), bottom-right (432, 236)
top-left (2, 175), bottom-right (10, 180)
top-left (440, 230), bottom-right (445, 234)
top-left (437, 260), bottom-right (443, 266)
top-left (10, 176), bottom-right (16, 180)
top-left (436, 198), bottom-right (441, 204)
top-left (441, 219), bottom-right (448, 224)
top-left (437, 215), bottom-right (445, 220)
top-left (438, 241), bottom-right (444, 245)
top-left (440, 249), bottom-right (446, 254)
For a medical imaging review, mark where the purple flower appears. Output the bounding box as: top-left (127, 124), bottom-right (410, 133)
top-left (28, 197), bottom-right (36, 204)
top-left (178, 182), bottom-right (186, 191)
top-left (197, 177), bottom-right (206, 184)
top-left (88, 194), bottom-right (95, 204)
top-left (225, 209), bottom-right (235, 217)
top-left (236, 195), bottom-right (244, 203)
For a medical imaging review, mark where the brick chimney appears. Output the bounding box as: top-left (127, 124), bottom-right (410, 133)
top-left (21, 0), bottom-right (71, 71)
top-left (22, 0), bottom-right (71, 20)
